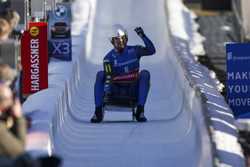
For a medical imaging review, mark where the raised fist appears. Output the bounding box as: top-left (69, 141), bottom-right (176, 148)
top-left (135, 27), bottom-right (145, 38)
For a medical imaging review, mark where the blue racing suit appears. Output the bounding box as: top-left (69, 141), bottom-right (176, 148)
top-left (94, 35), bottom-right (156, 107)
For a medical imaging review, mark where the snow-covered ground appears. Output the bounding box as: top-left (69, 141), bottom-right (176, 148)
top-left (22, 0), bottom-right (245, 166)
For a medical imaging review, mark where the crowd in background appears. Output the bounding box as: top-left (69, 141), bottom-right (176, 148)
top-left (0, 5), bottom-right (28, 166)
top-left (0, 2), bottom-right (61, 167)
top-left (0, 9), bottom-right (20, 41)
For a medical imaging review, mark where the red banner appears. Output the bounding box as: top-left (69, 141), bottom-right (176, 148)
top-left (21, 22), bottom-right (48, 94)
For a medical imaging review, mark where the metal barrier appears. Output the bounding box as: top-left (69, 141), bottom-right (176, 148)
top-left (167, 0), bottom-right (246, 166)
top-left (0, 39), bottom-right (20, 69)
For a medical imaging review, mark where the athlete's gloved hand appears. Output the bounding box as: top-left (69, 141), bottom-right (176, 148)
top-left (135, 27), bottom-right (145, 38)
top-left (104, 84), bottom-right (112, 96)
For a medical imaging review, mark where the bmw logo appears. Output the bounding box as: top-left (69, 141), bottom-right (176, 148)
top-left (54, 5), bottom-right (67, 19)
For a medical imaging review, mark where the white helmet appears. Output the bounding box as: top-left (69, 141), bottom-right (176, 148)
top-left (109, 24), bottom-right (127, 41)
top-left (109, 24), bottom-right (128, 52)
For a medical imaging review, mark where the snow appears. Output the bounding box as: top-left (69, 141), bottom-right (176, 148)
top-left (22, 0), bottom-right (244, 166)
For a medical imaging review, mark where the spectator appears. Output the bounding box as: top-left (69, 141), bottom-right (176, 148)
top-left (0, 18), bottom-right (11, 41)
top-left (0, 9), bottom-right (20, 31)
top-left (0, 84), bottom-right (26, 158)
top-left (0, 84), bottom-right (60, 167)
top-left (0, 9), bottom-right (21, 39)
top-left (0, 63), bottom-right (16, 87)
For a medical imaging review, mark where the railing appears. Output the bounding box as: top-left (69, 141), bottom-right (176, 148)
top-left (167, 0), bottom-right (246, 166)
top-left (232, 0), bottom-right (250, 41)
